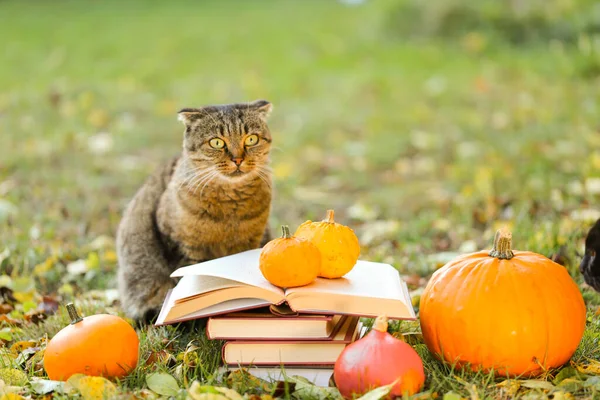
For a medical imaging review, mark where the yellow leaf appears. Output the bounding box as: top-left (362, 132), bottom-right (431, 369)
top-left (0, 394), bottom-right (26, 400)
top-left (0, 370), bottom-right (27, 387)
top-left (213, 387), bottom-right (244, 400)
top-left (103, 250), bottom-right (117, 263)
top-left (73, 376), bottom-right (117, 400)
top-left (33, 256), bottom-right (57, 276)
top-left (9, 342), bottom-right (36, 357)
top-left (575, 359), bottom-right (600, 374)
top-left (11, 292), bottom-right (34, 304)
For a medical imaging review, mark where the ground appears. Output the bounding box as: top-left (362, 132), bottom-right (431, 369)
top-left (1, 0), bottom-right (600, 398)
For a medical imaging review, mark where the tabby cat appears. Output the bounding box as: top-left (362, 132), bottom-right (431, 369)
top-left (116, 100), bottom-right (274, 323)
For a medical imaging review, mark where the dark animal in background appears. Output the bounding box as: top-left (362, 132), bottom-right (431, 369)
top-left (580, 218), bottom-right (600, 291)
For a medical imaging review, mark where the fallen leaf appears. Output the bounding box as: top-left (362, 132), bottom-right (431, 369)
top-left (69, 375), bottom-right (117, 400)
top-left (29, 378), bottom-right (64, 395)
top-left (0, 316), bottom-right (20, 327)
top-left (0, 378), bottom-right (22, 395)
top-left (9, 342), bottom-right (36, 357)
top-left (0, 394), bottom-right (25, 400)
top-left (23, 310), bottom-right (47, 325)
top-left (212, 386), bottom-right (244, 400)
top-left (551, 392), bottom-right (574, 400)
top-left (557, 378), bottom-right (583, 392)
top-left (37, 296), bottom-right (60, 315)
top-left (285, 375), bottom-right (340, 399)
top-left (0, 329), bottom-right (11, 343)
top-left (187, 381), bottom-right (228, 400)
top-left (146, 372), bottom-right (179, 397)
top-left (14, 346), bottom-right (41, 367)
top-left (0, 369), bottom-right (27, 386)
top-left (520, 380), bottom-right (554, 390)
top-left (0, 306), bottom-right (13, 316)
top-left (442, 392), bottom-right (463, 400)
top-left (145, 350), bottom-right (175, 367)
top-left (574, 359), bottom-right (600, 374)
top-left (224, 369), bottom-right (271, 392)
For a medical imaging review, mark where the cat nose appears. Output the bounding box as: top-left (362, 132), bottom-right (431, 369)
top-left (232, 157), bottom-right (244, 166)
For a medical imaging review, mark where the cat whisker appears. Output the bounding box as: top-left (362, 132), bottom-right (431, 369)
top-left (190, 170), bottom-right (219, 196)
top-left (182, 168), bottom-right (217, 195)
top-left (199, 172), bottom-right (221, 196)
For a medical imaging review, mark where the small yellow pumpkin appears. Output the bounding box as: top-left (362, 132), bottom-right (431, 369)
top-left (259, 225), bottom-right (321, 288)
top-left (295, 209), bottom-right (360, 278)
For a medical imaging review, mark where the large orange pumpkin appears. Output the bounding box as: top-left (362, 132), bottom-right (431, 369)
top-left (419, 229), bottom-right (586, 377)
top-left (295, 209), bottom-right (360, 279)
top-left (259, 225), bottom-right (321, 288)
top-left (43, 303), bottom-right (139, 381)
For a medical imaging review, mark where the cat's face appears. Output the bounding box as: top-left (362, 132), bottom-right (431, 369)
top-left (177, 100), bottom-right (273, 181)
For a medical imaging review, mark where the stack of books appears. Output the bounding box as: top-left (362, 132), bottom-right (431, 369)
top-left (156, 249), bottom-right (415, 386)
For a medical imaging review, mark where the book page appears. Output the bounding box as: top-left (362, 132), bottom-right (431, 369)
top-left (285, 260), bottom-right (416, 319)
top-left (170, 249), bottom-right (284, 296)
top-left (170, 275), bottom-right (247, 303)
top-left (286, 260), bottom-right (404, 300)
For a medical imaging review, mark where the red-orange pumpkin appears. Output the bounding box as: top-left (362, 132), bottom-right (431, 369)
top-left (334, 315), bottom-right (425, 398)
top-left (43, 303), bottom-right (139, 381)
top-left (419, 228), bottom-right (586, 377)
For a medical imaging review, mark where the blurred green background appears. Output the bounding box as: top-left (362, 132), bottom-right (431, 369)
top-left (1, 0), bottom-right (600, 288)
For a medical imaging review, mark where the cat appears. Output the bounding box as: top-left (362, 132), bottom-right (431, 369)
top-left (580, 218), bottom-right (600, 291)
top-left (116, 100), bottom-right (274, 323)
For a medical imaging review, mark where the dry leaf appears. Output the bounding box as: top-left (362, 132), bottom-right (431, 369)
top-left (9, 341), bottom-right (36, 357)
top-left (73, 376), bottom-right (117, 400)
top-left (0, 370), bottom-right (26, 387)
top-left (574, 359), bottom-right (600, 374)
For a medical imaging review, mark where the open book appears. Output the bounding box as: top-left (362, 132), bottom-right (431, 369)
top-left (155, 249), bottom-right (415, 325)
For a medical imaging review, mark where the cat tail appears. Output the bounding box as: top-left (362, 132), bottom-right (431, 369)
top-left (116, 158), bottom-right (178, 323)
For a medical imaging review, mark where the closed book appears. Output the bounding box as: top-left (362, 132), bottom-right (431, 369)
top-left (218, 366), bottom-right (334, 387)
top-left (155, 248), bottom-right (415, 326)
top-left (207, 310), bottom-right (344, 340)
top-left (222, 316), bottom-right (361, 366)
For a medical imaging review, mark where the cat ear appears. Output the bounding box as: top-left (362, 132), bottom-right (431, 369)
top-left (177, 108), bottom-right (202, 125)
top-left (250, 100), bottom-right (273, 119)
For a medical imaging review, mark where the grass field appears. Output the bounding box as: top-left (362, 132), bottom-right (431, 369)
top-left (1, 0), bottom-right (600, 398)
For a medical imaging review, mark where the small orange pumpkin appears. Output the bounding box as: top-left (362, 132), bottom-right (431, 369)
top-left (259, 225), bottom-right (321, 288)
top-left (419, 228), bottom-right (586, 377)
top-left (295, 209), bottom-right (360, 279)
top-left (43, 303), bottom-right (139, 381)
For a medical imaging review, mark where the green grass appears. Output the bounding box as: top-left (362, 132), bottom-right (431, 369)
top-left (1, 0), bottom-right (600, 398)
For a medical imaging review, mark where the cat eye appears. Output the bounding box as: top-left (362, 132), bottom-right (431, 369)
top-left (244, 134), bottom-right (259, 147)
top-left (209, 138), bottom-right (225, 149)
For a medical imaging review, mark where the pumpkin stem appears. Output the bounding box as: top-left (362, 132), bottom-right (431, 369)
top-left (325, 209), bottom-right (335, 223)
top-left (489, 228), bottom-right (514, 260)
top-left (373, 315), bottom-right (388, 333)
top-left (66, 303), bottom-right (83, 325)
top-left (281, 225), bottom-right (291, 239)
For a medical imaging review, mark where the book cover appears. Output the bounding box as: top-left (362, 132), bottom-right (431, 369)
top-left (222, 317), bottom-right (361, 366)
top-left (207, 310), bottom-right (345, 340)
